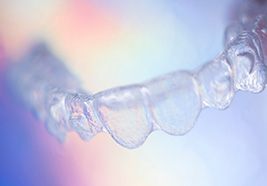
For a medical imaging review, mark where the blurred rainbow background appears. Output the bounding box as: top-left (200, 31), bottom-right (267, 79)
top-left (0, 0), bottom-right (267, 186)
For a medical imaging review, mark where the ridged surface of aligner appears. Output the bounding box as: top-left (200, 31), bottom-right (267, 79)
top-left (65, 93), bottom-right (103, 141)
top-left (224, 23), bottom-right (243, 47)
top-left (198, 54), bottom-right (235, 109)
top-left (93, 85), bottom-right (153, 149)
top-left (145, 71), bottom-right (201, 136)
top-left (226, 30), bottom-right (267, 92)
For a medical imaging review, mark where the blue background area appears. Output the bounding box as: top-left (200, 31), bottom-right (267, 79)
top-left (0, 65), bottom-right (60, 186)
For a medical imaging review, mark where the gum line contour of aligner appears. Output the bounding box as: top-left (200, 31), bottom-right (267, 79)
top-left (10, 6), bottom-right (267, 149)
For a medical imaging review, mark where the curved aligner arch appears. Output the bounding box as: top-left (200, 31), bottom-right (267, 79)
top-left (8, 0), bottom-right (267, 148)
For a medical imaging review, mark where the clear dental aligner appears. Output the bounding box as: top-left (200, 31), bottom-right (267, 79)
top-left (8, 0), bottom-right (267, 148)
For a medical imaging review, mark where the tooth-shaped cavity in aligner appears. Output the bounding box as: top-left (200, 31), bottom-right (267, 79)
top-left (93, 85), bottom-right (153, 149)
top-left (45, 88), bottom-right (71, 142)
top-left (197, 54), bottom-right (235, 109)
top-left (145, 71), bottom-right (201, 136)
top-left (226, 30), bottom-right (267, 93)
top-left (65, 93), bottom-right (103, 141)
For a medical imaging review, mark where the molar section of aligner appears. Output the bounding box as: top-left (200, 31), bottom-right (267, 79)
top-left (226, 30), bottom-right (267, 93)
top-left (144, 71), bottom-right (201, 136)
top-left (45, 88), bottom-right (72, 142)
top-left (197, 54), bottom-right (235, 109)
top-left (93, 85), bottom-right (153, 149)
top-left (10, 43), bottom-right (81, 121)
top-left (65, 92), bottom-right (103, 141)
top-left (30, 83), bottom-right (50, 121)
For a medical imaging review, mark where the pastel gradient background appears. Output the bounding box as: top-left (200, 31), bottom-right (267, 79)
top-left (0, 0), bottom-right (267, 186)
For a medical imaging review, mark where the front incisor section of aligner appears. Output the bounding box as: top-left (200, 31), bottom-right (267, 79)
top-left (226, 30), bottom-right (267, 93)
top-left (145, 71), bottom-right (202, 136)
top-left (197, 54), bottom-right (235, 109)
top-left (65, 93), bottom-right (103, 141)
top-left (93, 85), bottom-right (153, 149)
